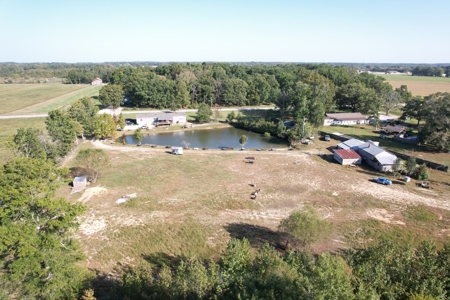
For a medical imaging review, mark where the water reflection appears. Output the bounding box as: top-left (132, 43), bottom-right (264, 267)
top-left (125, 127), bottom-right (287, 149)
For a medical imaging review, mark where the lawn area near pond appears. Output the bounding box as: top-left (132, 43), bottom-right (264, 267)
top-left (320, 124), bottom-right (450, 166)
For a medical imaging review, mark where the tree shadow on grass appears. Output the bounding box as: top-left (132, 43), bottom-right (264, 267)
top-left (141, 252), bottom-right (189, 268)
top-left (224, 223), bottom-right (289, 249)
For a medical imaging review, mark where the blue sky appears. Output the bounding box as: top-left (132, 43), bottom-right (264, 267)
top-left (0, 0), bottom-right (448, 63)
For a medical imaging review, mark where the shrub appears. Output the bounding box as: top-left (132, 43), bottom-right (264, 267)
top-left (264, 132), bottom-right (271, 137)
top-left (414, 164), bottom-right (429, 180)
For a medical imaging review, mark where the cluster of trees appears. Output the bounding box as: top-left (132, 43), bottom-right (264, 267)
top-left (100, 63), bottom-right (404, 138)
top-left (402, 92), bottom-right (450, 151)
top-left (0, 157), bottom-right (91, 298)
top-left (8, 97), bottom-right (118, 163)
top-left (102, 206), bottom-right (450, 299)
top-left (412, 66), bottom-right (450, 77)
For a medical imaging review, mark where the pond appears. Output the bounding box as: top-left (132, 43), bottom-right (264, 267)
top-left (125, 126), bottom-right (288, 149)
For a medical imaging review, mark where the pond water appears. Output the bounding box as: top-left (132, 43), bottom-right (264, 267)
top-left (125, 126), bottom-right (288, 149)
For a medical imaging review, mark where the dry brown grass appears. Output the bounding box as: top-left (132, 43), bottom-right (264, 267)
top-left (62, 141), bottom-right (450, 273)
top-left (389, 81), bottom-right (450, 96)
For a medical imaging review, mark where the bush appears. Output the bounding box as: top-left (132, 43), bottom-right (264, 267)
top-left (264, 132), bottom-right (271, 137)
top-left (414, 164), bottom-right (429, 180)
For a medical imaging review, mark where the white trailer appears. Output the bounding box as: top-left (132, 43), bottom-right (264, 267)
top-left (171, 147), bottom-right (183, 155)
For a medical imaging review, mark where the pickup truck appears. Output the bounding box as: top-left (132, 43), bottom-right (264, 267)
top-left (372, 177), bottom-right (392, 185)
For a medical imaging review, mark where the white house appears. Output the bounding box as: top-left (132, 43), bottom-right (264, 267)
top-left (91, 77), bottom-right (103, 85)
top-left (333, 149), bottom-right (362, 165)
top-left (356, 142), bottom-right (397, 172)
top-left (323, 113), bottom-right (369, 126)
top-left (136, 112), bottom-right (187, 127)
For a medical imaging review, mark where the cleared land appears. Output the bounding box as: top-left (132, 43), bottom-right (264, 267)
top-left (64, 140), bottom-right (450, 273)
top-left (378, 74), bottom-right (450, 96)
top-left (0, 84), bottom-right (101, 115)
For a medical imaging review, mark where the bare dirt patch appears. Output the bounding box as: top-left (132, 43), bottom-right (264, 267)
top-left (366, 208), bottom-right (405, 225)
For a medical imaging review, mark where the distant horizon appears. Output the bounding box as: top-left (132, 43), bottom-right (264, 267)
top-left (1, 61), bottom-right (450, 65)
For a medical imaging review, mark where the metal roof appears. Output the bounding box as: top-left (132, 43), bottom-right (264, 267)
top-left (334, 149), bottom-right (361, 160)
top-left (358, 142), bottom-right (386, 156)
top-left (375, 152), bottom-right (397, 165)
top-left (326, 112), bottom-right (367, 121)
top-left (136, 112), bottom-right (186, 119)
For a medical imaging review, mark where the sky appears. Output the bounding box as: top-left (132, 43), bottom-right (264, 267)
top-left (0, 0), bottom-right (449, 63)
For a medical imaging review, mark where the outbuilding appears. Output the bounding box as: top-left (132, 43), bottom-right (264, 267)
top-left (91, 77), bottom-right (103, 85)
top-left (171, 147), bottom-right (183, 155)
top-left (72, 176), bottom-right (87, 193)
top-left (333, 149), bottom-right (362, 165)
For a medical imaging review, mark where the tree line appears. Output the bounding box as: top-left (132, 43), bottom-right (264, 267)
top-left (402, 92), bottom-right (450, 151)
top-left (411, 66), bottom-right (450, 77)
top-left (104, 206), bottom-right (450, 300)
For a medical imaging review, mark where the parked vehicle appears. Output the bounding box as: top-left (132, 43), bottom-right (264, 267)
top-left (324, 135), bottom-right (331, 141)
top-left (372, 177), bottom-right (392, 185)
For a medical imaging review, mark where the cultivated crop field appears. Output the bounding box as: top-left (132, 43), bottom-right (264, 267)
top-left (379, 74), bottom-right (450, 96)
top-left (65, 141), bottom-right (450, 273)
top-left (0, 84), bottom-right (101, 115)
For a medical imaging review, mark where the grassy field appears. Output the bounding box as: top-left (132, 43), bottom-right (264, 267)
top-left (60, 139), bottom-right (450, 273)
top-left (0, 84), bottom-right (102, 115)
top-left (377, 74), bottom-right (450, 96)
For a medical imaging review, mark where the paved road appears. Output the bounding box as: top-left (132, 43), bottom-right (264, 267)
top-left (0, 106), bottom-right (275, 120)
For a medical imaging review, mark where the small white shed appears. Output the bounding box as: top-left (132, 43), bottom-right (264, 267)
top-left (72, 176), bottom-right (87, 193)
top-left (171, 147), bottom-right (183, 155)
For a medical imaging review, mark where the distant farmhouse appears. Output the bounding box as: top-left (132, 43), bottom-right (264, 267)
top-left (91, 77), bottom-right (103, 85)
top-left (334, 138), bottom-right (397, 172)
top-left (136, 112), bottom-right (186, 127)
top-left (323, 113), bottom-right (369, 126)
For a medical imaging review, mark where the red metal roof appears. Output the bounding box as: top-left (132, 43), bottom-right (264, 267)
top-left (334, 149), bottom-right (361, 160)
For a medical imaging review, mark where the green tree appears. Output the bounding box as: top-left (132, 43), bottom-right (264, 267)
top-left (420, 92), bottom-right (450, 151)
top-left (383, 90), bottom-right (402, 116)
top-left (11, 128), bottom-right (47, 160)
top-left (98, 84), bottom-right (124, 108)
top-left (67, 96), bottom-right (99, 136)
top-left (414, 164), bottom-right (429, 180)
top-left (405, 156), bottom-right (417, 176)
top-left (133, 128), bottom-right (144, 145)
top-left (392, 158), bottom-right (403, 178)
top-left (277, 120), bottom-right (286, 137)
top-left (118, 113), bottom-right (126, 130)
top-left (0, 158), bottom-right (89, 298)
top-left (196, 103), bottom-right (212, 123)
top-left (93, 114), bottom-right (117, 139)
top-left (402, 96), bottom-right (426, 125)
top-left (395, 84), bottom-right (413, 102)
top-left (227, 111), bottom-right (236, 122)
top-left (45, 110), bottom-right (82, 157)
top-left (278, 205), bottom-right (331, 248)
top-left (239, 135), bottom-right (248, 149)
top-left (75, 149), bottom-right (109, 183)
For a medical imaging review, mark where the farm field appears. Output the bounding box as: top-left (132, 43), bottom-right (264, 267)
top-left (64, 140), bottom-right (450, 273)
top-left (0, 84), bottom-right (101, 115)
top-left (378, 74), bottom-right (450, 96)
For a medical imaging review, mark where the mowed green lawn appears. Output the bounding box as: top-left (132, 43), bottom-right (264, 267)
top-left (378, 74), bottom-right (450, 96)
top-left (0, 84), bottom-right (102, 115)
